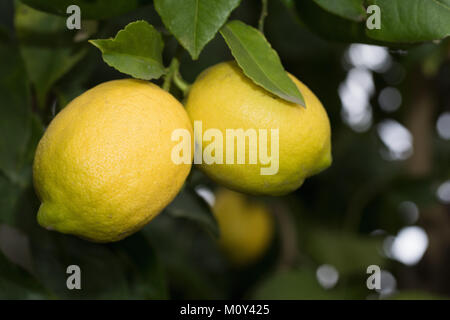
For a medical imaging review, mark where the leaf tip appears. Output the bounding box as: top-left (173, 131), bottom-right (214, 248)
top-left (88, 39), bottom-right (101, 49)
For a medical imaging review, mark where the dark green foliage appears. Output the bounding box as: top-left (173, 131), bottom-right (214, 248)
top-left (0, 0), bottom-right (449, 300)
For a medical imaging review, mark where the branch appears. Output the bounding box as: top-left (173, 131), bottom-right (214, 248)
top-left (258, 0), bottom-right (268, 33)
top-left (162, 58), bottom-right (179, 92)
top-left (162, 47), bottom-right (192, 96)
top-left (173, 69), bottom-right (191, 96)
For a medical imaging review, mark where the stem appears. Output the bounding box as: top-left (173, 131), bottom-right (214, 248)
top-left (162, 58), bottom-right (179, 92)
top-left (405, 70), bottom-right (434, 176)
top-left (258, 0), bottom-right (268, 33)
top-left (173, 69), bottom-right (191, 96)
top-left (162, 47), bottom-right (191, 96)
top-left (273, 201), bottom-right (299, 270)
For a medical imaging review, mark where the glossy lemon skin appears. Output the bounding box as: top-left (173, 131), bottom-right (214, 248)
top-left (185, 62), bottom-right (332, 196)
top-left (33, 79), bottom-right (193, 242)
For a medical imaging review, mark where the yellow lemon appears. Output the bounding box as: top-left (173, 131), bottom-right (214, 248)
top-left (186, 61), bottom-right (332, 195)
top-left (33, 79), bottom-right (193, 242)
top-left (213, 188), bottom-right (274, 266)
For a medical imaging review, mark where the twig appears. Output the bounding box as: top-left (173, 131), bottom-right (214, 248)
top-left (173, 69), bottom-right (191, 96)
top-left (273, 201), bottom-right (299, 270)
top-left (162, 47), bottom-right (192, 96)
top-left (258, 0), bottom-right (268, 33)
top-left (162, 58), bottom-right (179, 92)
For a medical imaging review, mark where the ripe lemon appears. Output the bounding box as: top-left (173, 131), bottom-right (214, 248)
top-left (213, 188), bottom-right (274, 266)
top-left (186, 61), bottom-right (332, 195)
top-left (33, 79), bottom-right (193, 242)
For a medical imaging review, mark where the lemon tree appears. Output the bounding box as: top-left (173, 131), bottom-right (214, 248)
top-left (0, 0), bottom-right (449, 300)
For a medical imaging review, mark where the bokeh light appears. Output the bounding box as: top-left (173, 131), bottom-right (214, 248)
top-left (377, 119), bottom-right (414, 160)
top-left (339, 68), bottom-right (374, 132)
top-left (195, 185), bottom-right (215, 206)
top-left (388, 226), bottom-right (429, 266)
top-left (376, 270), bottom-right (397, 297)
top-left (316, 264), bottom-right (339, 289)
top-left (346, 44), bottom-right (392, 72)
top-left (378, 87), bottom-right (402, 112)
top-left (436, 180), bottom-right (450, 204)
top-left (436, 112), bottom-right (450, 140)
top-left (398, 201), bottom-right (419, 224)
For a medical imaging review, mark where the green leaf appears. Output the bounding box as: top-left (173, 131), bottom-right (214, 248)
top-left (294, 0), bottom-right (374, 44)
top-left (220, 20), bottom-right (305, 106)
top-left (0, 175), bottom-right (23, 225)
top-left (30, 233), bottom-right (131, 299)
top-left (15, 3), bottom-right (86, 108)
top-left (90, 20), bottom-right (165, 80)
top-left (144, 214), bottom-right (225, 299)
top-left (0, 114), bottom-right (43, 225)
top-left (296, 0), bottom-right (450, 44)
top-left (21, 114), bottom-right (45, 167)
top-left (155, 0), bottom-right (241, 60)
top-left (54, 48), bottom-right (102, 109)
top-left (312, 0), bottom-right (365, 21)
top-left (20, 0), bottom-right (141, 20)
top-left (166, 188), bottom-right (219, 237)
top-left (253, 268), bottom-right (353, 299)
top-left (366, 0), bottom-right (450, 42)
top-left (24, 194), bottom-right (166, 299)
top-left (111, 233), bottom-right (168, 299)
top-left (0, 41), bottom-right (42, 224)
top-left (0, 39), bottom-right (31, 184)
top-left (0, 251), bottom-right (49, 299)
top-left (389, 290), bottom-right (449, 300)
top-left (0, 0), bottom-right (14, 34)
top-left (304, 229), bottom-right (385, 276)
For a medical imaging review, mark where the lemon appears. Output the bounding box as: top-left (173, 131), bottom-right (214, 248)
top-left (186, 61), bottom-right (332, 195)
top-left (213, 188), bottom-right (274, 266)
top-left (33, 79), bottom-right (193, 242)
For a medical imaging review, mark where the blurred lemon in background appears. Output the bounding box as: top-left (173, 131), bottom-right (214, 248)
top-left (213, 188), bottom-right (275, 266)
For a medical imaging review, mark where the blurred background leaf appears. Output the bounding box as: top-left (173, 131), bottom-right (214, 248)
top-left (0, 39), bottom-right (31, 185)
top-left (28, 230), bottom-right (167, 299)
top-left (0, 251), bottom-right (49, 299)
top-left (313, 0), bottom-right (366, 21)
top-left (303, 229), bottom-right (384, 276)
top-left (294, 0), bottom-right (450, 45)
top-left (20, 0), bottom-right (144, 20)
top-left (293, 0), bottom-right (374, 44)
top-left (166, 187), bottom-right (219, 238)
top-left (0, 176), bottom-right (23, 225)
top-left (15, 2), bottom-right (87, 108)
top-left (144, 212), bottom-right (226, 299)
top-left (388, 290), bottom-right (448, 300)
top-left (30, 232), bottom-right (131, 299)
top-left (252, 268), bottom-right (355, 300)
